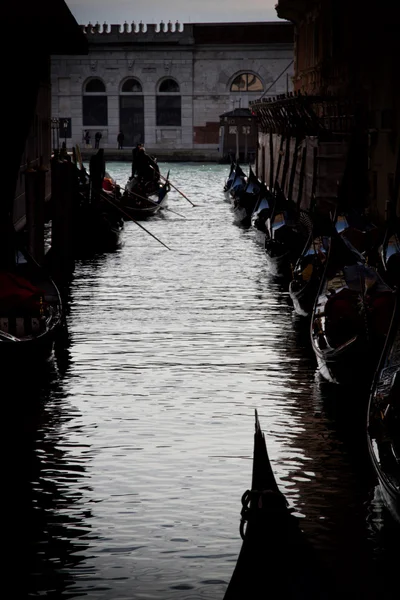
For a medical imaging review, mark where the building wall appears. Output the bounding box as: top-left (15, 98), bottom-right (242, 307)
top-left (259, 0), bottom-right (400, 223)
top-left (50, 22), bottom-right (293, 155)
top-left (14, 70), bottom-right (52, 231)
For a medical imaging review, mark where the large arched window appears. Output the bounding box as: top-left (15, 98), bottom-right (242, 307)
top-left (156, 78), bottom-right (181, 126)
top-left (83, 78), bottom-right (108, 126)
top-left (121, 78), bottom-right (143, 93)
top-left (119, 78), bottom-right (144, 146)
top-left (230, 73), bottom-right (263, 93)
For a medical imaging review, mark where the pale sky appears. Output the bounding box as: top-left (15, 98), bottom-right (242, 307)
top-left (66, 0), bottom-right (280, 25)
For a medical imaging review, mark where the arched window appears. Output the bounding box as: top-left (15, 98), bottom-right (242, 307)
top-left (83, 78), bottom-right (108, 126)
top-left (159, 79), bottom-right (179, 93)
top-left (156, 78), bottom-right (181, 126)
top-left (230, 73), bottom-right (263, 93)
top-left (85, 79), bottom-right (106, 93)
top-left (121, 78), bottom-right (143, 93)
top-left (119, 78), bottom-right (144, 146)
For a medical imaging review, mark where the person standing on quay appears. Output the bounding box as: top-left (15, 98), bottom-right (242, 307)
top-left (95, 131), bottom-right (102, 149)
top-left (117, 131), bottom-right (124, 150)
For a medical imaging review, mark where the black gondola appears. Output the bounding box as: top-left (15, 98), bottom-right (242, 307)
top-left (223, 161), bottom-right (236, 193)
top-left (0, 247), bottom-right (63, 362)
top-left (367, 299), bottom-right (400, 524)
top-left (379, 228), bottom-right (400, 289)
top-left (231, 166), bottom-right (262, 228)
top-left (250, 184), bottom-right (273, 246)
top-left (334, 210), bottom-right (380, 255)
top-left (378, 201), bottom-right (400, 290)
top-left (264, 188), bottom-right (310, 278)
top-left (119, 175), bottom-right (170, 220)
top-left (289, 215), bottom-right (332, 317)
top-left (311, 232), bottom-right (396, 384)
top-left (228, 164), bottom-right (247, 201)
top-left (72, 155), bottom-right (125, 254)
top-left (223, 411), bottom-right (331, 600)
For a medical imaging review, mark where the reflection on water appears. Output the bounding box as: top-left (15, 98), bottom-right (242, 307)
top-left (22, 163), bottom-right (398, 599)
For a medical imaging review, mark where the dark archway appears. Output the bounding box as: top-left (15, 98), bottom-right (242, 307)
top-left (119, 78), bottom-right (144, 147)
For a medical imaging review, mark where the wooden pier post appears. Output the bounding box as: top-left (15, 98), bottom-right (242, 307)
top-left (25, 164), bottom-right (45, 265)
top-left (50, 157), bottom-right (77, 282)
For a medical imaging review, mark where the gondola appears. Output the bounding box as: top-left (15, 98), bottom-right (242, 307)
top-left (289, 215), bottom-right (332, 317)
top-left (231, 166), bottom-right (262, 228)
top-left (223, 161), bottom-right (236, 193)
top-left (311, 232), bottom-right (396, 384)
top-left (223, 411), bottom-right (331, 600)
top-left (0, 247), bottom-right (63, 362)
top-left (228, 164), bottom-right (247, 201)
top-left (367, 298), bottom-right (400, 524)
top-left (334, 209), bottom-right (379, 255)
top-left (73, 159), bottom-right (124, 254)
top-left (264, 188), bottom-right (310, 278)
top-left (250, 184), bottom-right (273, 246)
top-left (378, 203), bottom-right (400, 290)
top-left (75, 174), bottom-right (124, 254)
top-left (119, 175), bottom-right (170, 220)
top-left (379, 228), bottom-right (400, 289)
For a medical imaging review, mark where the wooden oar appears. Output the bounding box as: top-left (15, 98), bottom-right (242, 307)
top-left (100, 192), bottom-right (172, 251)
top-left (120, 184), bottom-right (186, 219)
top-left (151, 167), bottom-right (196, 207)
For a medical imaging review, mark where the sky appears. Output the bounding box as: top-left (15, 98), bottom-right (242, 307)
top-left (65, 0), bottom-right (280, 25)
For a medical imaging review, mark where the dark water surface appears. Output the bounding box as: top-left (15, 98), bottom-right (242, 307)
top-left (20, 163), bottom-right (398, 599)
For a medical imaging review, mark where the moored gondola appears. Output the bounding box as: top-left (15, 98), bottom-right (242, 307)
top-left (223, 411), bottom-right (331, 600)
top-left (224, 161), bottom-right (236, 193)
top-left (311, 232), bottom-right (396, 384)
top-left (289, 214), bottom-right (332, 317)
top-left (229, 163), bottom-right (247, 200)
top-left (0, 247), bottom-right (63, 363)
top-left (264, 188), bottom-right (310, 278)
top-left (250, 184), bottom-right (273, 246)
top-left (378, 202), bottom-right (400, 290)
top-left (334, 209), bottom-right (379, 255)
top-left (73, 152), bottom-right (125, 254)
top-left (367, 298), bottom-right (400, 524)
top-left (231, 166), bottom-right (262, 228)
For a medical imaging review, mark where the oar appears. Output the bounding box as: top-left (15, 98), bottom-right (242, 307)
top-left (151, 167), bottom-right (196, 207)
top-left (120, 184), bottom-right (186, 219)
top-left (100, 192), bottom-right (172, 251)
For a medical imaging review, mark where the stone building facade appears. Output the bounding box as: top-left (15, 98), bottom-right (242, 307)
top-left (51, 21), bottom-right (293, 158)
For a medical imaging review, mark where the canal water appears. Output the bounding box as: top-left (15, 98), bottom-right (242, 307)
top-left (21, 163), bottom-right (398, 599)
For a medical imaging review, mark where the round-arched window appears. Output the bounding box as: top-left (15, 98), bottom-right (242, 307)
top-left (159, 79), bottom-right (180, 93)
top-left (230, 73), bottom-right (263, 93)
top-left (121, 78), bottom-right (143, 93)
top-left (157, 78), bottom-right (181, 126)
top-left (85, 78), bottom-right (106, 93)
top-left (83, 78), bottom-right (107, 126)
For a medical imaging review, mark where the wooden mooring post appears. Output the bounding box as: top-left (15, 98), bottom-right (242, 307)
top-left (24, 162), bottom-right (46, 265)
top-left (50, 155), bottom-right (77, 284)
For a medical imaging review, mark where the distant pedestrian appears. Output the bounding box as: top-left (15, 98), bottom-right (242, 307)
top-left (84, 130), bottom-right (91, 147)
top-left (95, 131), bottom-right (102, 149)
top-left (117, 131), bottom-right (125, 150)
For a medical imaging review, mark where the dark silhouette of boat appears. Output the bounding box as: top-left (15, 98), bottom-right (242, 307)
top-left (367, 298), bottom-right (400, 524)
top-left (223, 411), bottom-right (332, 599)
